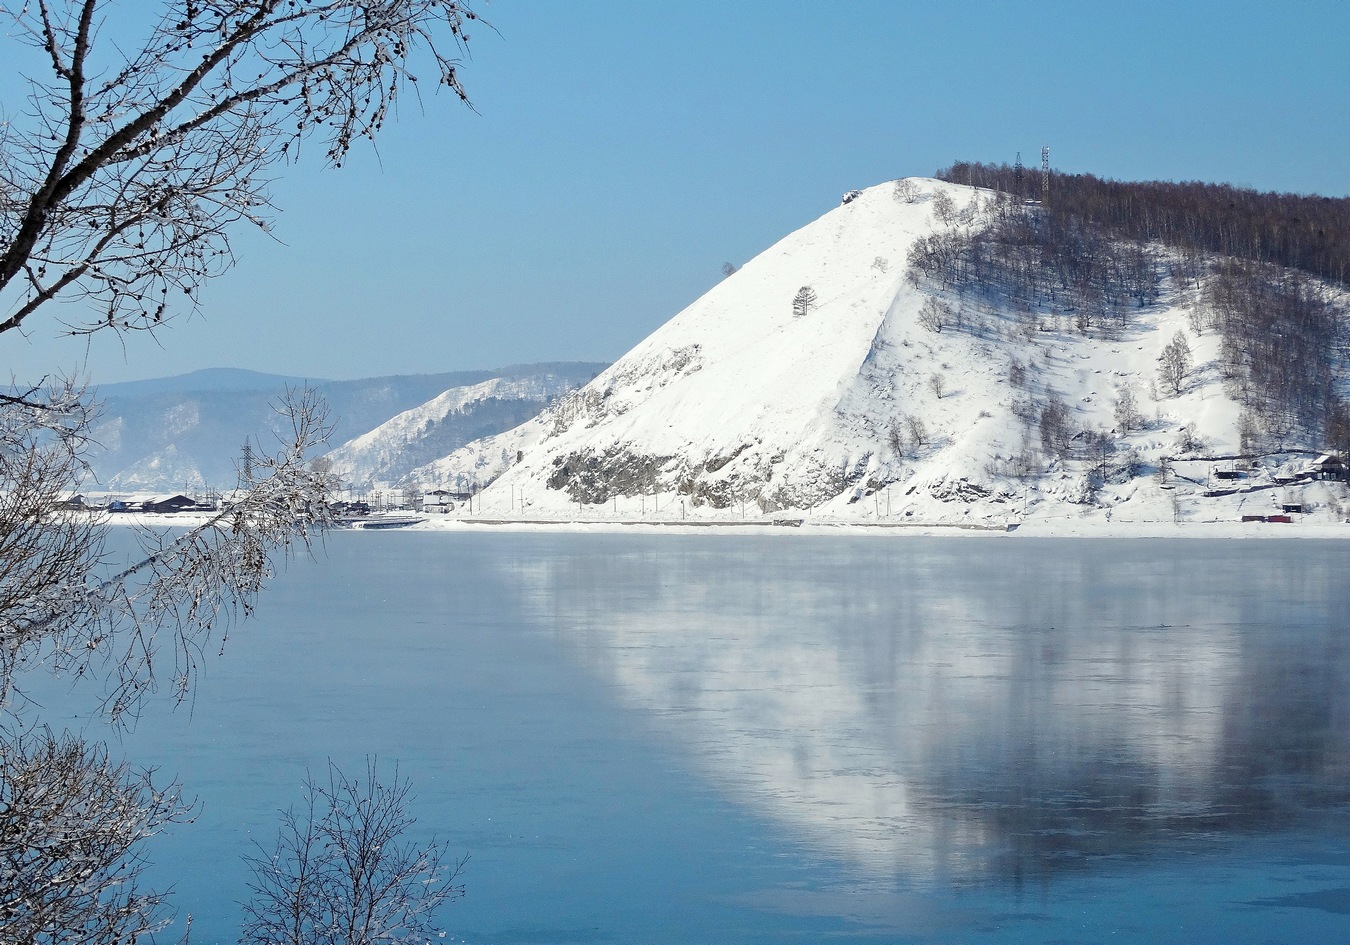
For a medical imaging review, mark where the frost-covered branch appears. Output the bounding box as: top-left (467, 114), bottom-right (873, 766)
top-left (0, 388), bottom-right (335, 724)
top-left (0, 726), bottom-right (190, 944)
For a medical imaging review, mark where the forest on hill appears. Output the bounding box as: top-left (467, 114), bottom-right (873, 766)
top-left (916, 162), bottom-right (1350, 456)
top-left (938, 161), bottom-right (1350, 284)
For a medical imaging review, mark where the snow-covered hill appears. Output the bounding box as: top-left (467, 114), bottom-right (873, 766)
top-left (86, 363), bottom-right (603, 491)
top-left (411, 179), bottom-right (1350, 528)
top-left (323, 370), bottom-right (597, 489)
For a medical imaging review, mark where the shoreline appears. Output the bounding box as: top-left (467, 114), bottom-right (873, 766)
top-left (102, 512), bottom-right (1350, 540)
top-left (409, 517), bottom-right (1350, 539)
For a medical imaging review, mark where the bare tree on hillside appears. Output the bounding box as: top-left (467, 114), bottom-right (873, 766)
top-left (1113, 385), bottom-right (1143, 433)
top-left (1085, 428), bottom-right (1115, 482)
top-left (905, 414), bottom-right (929, 448)
top-left (918, 296), bottom-right (952, 333)
top-left (1039, 393), bottom-right (1075, 458)
top-left (893, 179), bottom-right (920, 204)
top-left (887, 421), bottom-right (905, 456)
top-left (1175, 422), bottom-right (1201, 454)
top-left (792, 285), bottom-right (817, 317)
top-left (930, 191), bottom-right (956, 226)
top-left (1159, 331), bottom-right (1192, 397)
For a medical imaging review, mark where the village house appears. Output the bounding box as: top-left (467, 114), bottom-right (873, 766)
top-left (422, 489), bottom-right (456, 512)
top-left (1309, 454), bottom-right (1348, 482)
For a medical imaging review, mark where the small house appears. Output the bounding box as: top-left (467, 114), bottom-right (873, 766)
top-left (1310, 454), bottom-right (1348, 482)
top-left (109, 492), bottom-right (160, 512)
top-left (140, 494), bottom-right (198, 514)
top-left (423, 489), bottom-right (456, 512)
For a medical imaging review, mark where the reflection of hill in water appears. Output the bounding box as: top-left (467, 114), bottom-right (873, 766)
top-left (510, 538), bottom-right (1350, 882)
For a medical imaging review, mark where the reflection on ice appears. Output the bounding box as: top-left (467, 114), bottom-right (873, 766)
top-left (510, 537), bottom-right (1350, 882)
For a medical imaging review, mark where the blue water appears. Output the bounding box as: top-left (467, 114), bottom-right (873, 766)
top-left (32, 533), bottom-right (1350, 943)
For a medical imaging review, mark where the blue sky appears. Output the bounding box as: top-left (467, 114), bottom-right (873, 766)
top-left (5, 0), bottom-right (1348, 385)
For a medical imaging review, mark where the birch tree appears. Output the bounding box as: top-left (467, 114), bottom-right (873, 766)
top-left (1159, 331), bottom-right (1192, 397)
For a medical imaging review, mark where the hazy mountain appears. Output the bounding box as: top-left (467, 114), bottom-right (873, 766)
top-left (96, 367), bottom-right (327, 398)
top-left (86, 362), bottom-right (605, 491)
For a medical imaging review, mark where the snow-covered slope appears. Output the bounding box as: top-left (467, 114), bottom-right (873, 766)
top-left (324, 370), bottom-right (597, 489)
top-left (103, 444), bottom-right (205, 491)
top-left (413, 179), bottom-right (1350, 527)
top-left (85, 363), bottom-right (603, 491)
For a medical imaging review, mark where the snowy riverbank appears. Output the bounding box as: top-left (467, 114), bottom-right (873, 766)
top-left (102, 511), bottom-right (1350, 540)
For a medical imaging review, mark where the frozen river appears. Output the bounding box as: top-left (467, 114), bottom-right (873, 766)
top-left (39, 532), bottom-right (1350, 943)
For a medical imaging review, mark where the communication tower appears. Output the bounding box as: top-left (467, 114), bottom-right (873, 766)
top-left (1041, 146), bottom-right (1050, 198)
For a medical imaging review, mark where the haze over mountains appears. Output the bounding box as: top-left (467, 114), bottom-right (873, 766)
top-left (87, 363), bottom-right (604, 491)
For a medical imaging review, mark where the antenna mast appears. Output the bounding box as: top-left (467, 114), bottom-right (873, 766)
top-left (1041, 146), bottom-right (1050, 199)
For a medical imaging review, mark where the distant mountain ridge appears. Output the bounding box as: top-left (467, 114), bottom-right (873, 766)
top-left (96, 367), bottom-right (330, 398)
top-left (85, 362), bottom-right (606, 491)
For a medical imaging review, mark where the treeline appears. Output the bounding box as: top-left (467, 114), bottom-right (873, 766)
top-left (915, 161), bottom-right (1350, 453)
top-left (906, 190), bottom-right (1161, 331)
top-left (1200, 259), bottom-right (1350, 451)
top-left (937, 161), bottom-right (1350, 285)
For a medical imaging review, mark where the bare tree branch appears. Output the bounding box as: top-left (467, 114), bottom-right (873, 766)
top-left (0, 726), bottom-right (192, 945)
top-left (241, 758), bottom-right (465, 945)
top-left (0, 6), bottom-right (483, 938)
top-left (1, 0), bottom-right (482, 339)
top-left (0, 388), bottom-right (335, 724)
